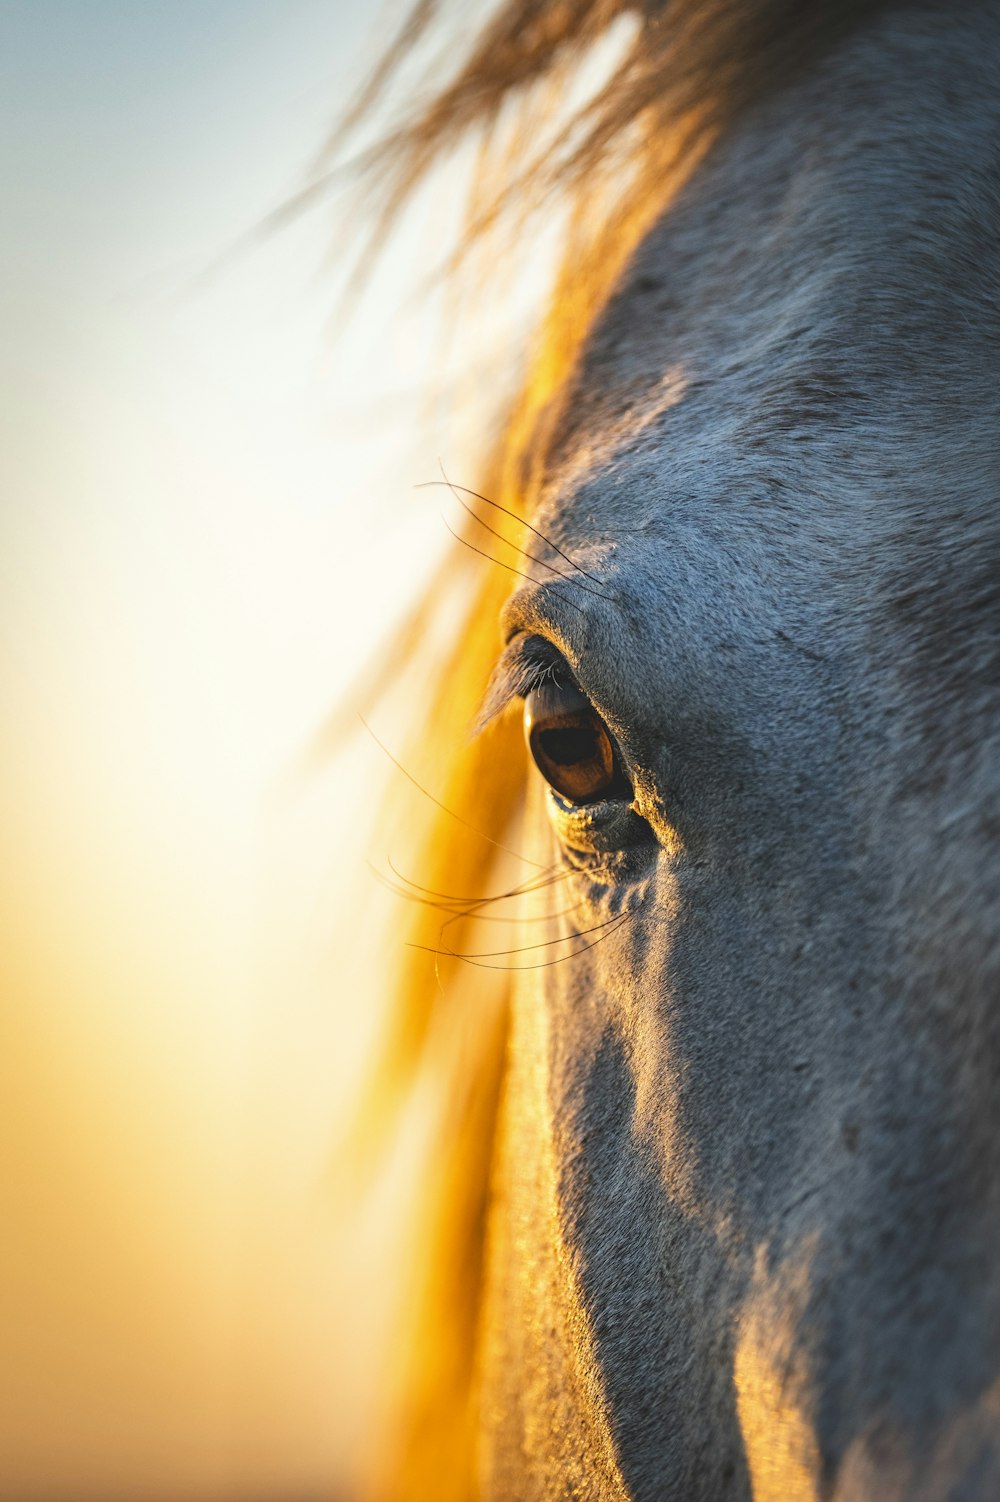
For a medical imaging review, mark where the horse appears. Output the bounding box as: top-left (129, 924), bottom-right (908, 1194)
top-left (344, 2), bottom-right (1000, 1497)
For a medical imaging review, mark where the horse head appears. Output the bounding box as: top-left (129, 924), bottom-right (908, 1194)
top-left (362, 3), bottom-right (1000, 1496)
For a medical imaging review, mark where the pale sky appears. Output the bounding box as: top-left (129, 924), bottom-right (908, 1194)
top-left (0, 4), bottom-right (534, 1496)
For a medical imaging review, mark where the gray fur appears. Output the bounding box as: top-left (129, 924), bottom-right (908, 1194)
top-left (478, 5), bottom-right (1000, 1498)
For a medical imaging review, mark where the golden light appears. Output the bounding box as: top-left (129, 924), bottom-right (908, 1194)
top-left (0, 5), bottom-right (529, 1496)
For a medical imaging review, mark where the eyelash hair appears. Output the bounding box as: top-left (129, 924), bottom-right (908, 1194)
top-left (475, 635), bottom-right (571, 733)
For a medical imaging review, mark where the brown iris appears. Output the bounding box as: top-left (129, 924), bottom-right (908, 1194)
top-left (524, 680), bottom-right (624, 804)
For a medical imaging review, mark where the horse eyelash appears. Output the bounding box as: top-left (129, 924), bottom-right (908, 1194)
top-left (475, 634), bottom-right (572, 732)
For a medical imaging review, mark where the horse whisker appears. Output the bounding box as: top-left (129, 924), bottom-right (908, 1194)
top-left (408, 910), bottom-right (635, 971)
top-left (438, 890), bottom-right (587, 939)
top-left (385, 854), bottom-right (570, 907)
top-left (436, 911), bottom-right (629, 959)
top-left (434, 476), bottom-right (607, 599)
top-left (443, 904), bottom-right (583, 925)
top-left (419, 472), bottom-right (608, 589)
top-left (441, 516), bottom-right (587, 616)
top-left (370, 861), bottom-right (582, 924)
top-left (361, 715), bottom-right (547, 869)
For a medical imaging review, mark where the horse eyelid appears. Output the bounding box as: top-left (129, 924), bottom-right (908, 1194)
top-left (474, 634), bottom-right (569, 734)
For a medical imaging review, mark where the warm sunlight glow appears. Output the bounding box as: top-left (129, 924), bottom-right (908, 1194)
top-left (0, 5), bottom-right (536, 1498)
top-left (734, 1241), bottom-right (823, 1502)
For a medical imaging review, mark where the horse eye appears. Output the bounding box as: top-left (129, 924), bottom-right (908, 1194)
top-left (524, 681), bottom-right (627, 805)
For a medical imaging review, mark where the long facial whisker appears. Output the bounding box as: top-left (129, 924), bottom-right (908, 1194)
top-left (443, 904), bottom-right (583, 925)
top-left (435, 866), bottom-right (588, 915)
top-left (437, 860), bottom-right (595, 933)
top-left (437, 910), bottom-right (627, 958)
top-left (441, 516), bottom-right (587, 617)
top-left (360, 715), bottom-right (547, 870)
top-left (370, 861), bottom-right (582, 924)
top-left (419, 473), bottom-right (608, 589)
top-left (369, 861), bottom-right (485, 913)
top-left (385, 854), bottom-right (570, 907)
top-left (408, 910), bottom-right (635, 971)
top-left (433, 477), bottom-right (606, 599)
top-left (437, 859), bottom-right (606, 937)
top-left (438, 885), bottom-right (588, 939)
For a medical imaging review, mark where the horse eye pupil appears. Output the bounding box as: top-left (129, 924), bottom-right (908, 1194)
top-left (524, 680), bottom-right (626, 805)
top-left (539, 727), bottom-right (597, 766)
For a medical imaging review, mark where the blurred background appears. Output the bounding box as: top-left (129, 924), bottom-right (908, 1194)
top-left (0, 3), bottom-right (542, 1496)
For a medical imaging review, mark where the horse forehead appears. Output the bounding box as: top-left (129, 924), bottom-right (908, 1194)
top-left (534, 7), bottom-right (1000, 564)
top-left (531, 406), bottom-right (866, 619)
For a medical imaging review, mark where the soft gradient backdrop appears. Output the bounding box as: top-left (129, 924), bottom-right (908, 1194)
top-left (0, 3), bottom-right (538, 1497)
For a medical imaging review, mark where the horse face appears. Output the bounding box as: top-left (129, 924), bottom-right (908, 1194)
top-left (481, 29), bottom-right (1000, 1501)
